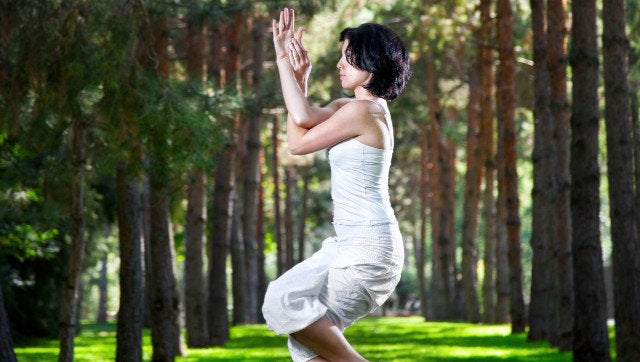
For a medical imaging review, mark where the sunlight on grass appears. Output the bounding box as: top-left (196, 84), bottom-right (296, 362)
top-left (344, 317), bottom-right (572, 362)
top-left (15, 316), bottom-right (575, 361)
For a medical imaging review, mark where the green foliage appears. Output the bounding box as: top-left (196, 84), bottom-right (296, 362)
top-left (0, 225), bottom-right (59, 263)
top-left (0, 0), bottom-right (245, 340)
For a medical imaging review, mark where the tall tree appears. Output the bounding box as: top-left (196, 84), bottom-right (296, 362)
top-left (183, 1), bottom-right (209, 348)
top-left (147, 160), bottom-right (184, 360)
top-left (208, 9), bottom-right (243, 345)
top-left (631, 2), bottom-right (640, 264)
top-left (115, 160), bottom-right (144, 362)
top-left (242, 15), bottom-right (266, 323)
top-left (496, 0), bottom-right (525, 334)
top-left (425, 54), bottom-right (454, 321)
top-left (102, 4), bottom-right (146, 360)
top-left (296, 169), bottom-right (310, 264)
top-left (208, 139), bottom-right (233, 345)
top-left (271, 115), bottom-right (286, 276)
top-left (96, 254), bottom-right (109, 324)
top-left (141, 9), bottom-right (184, 359)
top-left (528, 0), bottom-right (556, 342)
top-left (603, 0), bottom-right (640, 360)
top-left (0, 286), bottom-right (17, 362)
top-left (284, 166), bottom-right (297, 271)
top-left (547, 0), bottom-right (573, 351)
top-left (184, 169), bottom-right (208, 346)
top-left (569, 0), bottom-right (611, 359)
top-left (495, 132), bottom-right (510, 324)
top-left (477, 0), bottom-right (497, 325)
top-left (416, 11), bottom-right (431, 320)
top-left (461, 22), bottom-right (483, 325)
top-left (440, 138), bottom-right (457, 318)
top-left (46, 3), bottom-right (97, 360)
top-left (417, 109), bottom-right (429, 320)
top-left (231, 198), bottom-right (248, 324)
top-left (58, 117), bottom-right (87, 362)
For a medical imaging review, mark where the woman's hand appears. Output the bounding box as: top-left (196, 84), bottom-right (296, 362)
top-left (272, 8), bottom-right (295, 60)
top-left (289, 27), bottom-right (311, 95)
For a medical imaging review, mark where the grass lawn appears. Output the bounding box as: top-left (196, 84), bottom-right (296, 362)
top-left (14, 316), bottom-right (574, 361)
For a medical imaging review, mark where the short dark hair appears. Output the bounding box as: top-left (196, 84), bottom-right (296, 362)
top-left (339, 23), bottom-right (410, 100)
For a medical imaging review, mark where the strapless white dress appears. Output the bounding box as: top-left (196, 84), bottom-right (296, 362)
top-left (262, 138), bottom-right (404, 361)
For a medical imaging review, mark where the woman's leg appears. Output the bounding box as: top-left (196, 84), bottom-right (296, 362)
top-left (291, 316), bottom-right (367, 362)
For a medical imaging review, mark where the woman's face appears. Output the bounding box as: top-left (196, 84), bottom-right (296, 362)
top-left (337, 40), bottom-right (371, 91)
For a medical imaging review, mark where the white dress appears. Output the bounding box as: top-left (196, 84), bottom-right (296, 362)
top-left (262, 123), bottom-right (404, 361)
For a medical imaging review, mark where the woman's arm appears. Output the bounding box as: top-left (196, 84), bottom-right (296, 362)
top-left (273, 9), bottom-right (347, 129)
top-left (287, 100), bottom-right (380, 155)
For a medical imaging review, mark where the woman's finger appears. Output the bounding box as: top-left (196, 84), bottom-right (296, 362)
top-left (291, 39), bottom-right (307, 59)
top-left (295, 26), bottom-right (304, 41)
top-left (289, 8), bottom-right (295, 33)
top-left (289, 42), bottom-right (298, 58)
top-left (289, 39), bottom-right (297, 53)
top-left (279, 10), bottom-right (285, 33)
top-left (272, 19), bottom-right (278, 39)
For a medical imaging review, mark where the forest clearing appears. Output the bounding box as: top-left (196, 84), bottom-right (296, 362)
top-left (1, 0), bottom-right (639, 361)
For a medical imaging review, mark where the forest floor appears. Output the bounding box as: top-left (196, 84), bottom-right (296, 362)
top-left (14, 316), bottom-right (580, 361)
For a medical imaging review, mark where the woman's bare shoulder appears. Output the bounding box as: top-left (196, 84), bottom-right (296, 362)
top-left (326, 97), bottom-right (355, 110)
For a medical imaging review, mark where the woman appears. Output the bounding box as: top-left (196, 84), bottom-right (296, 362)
top-left (262, 8), bottom-right (410, 361)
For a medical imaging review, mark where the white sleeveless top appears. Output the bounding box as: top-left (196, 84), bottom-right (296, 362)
top-left (328, 138), bottom-right (397, 226)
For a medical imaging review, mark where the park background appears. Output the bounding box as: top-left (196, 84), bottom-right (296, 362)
top-left (1, 0), bottom-right (639, 361)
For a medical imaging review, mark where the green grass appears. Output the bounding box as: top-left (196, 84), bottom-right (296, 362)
top-left (15, 316), bottom-right (573, 361)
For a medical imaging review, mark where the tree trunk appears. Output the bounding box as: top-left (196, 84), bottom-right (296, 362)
top-left (208, 144), bottom-right (234, 346)
top-left (184, 170), bottom-right (209, 347)
top-left (569, 0), bottom-right (611, 359)
top-left (231, 196), bottom-right (248, 325)
top-left (495, 100), bottom-right (510, 325)
top-left (547, 0), bottom-right (573, 352)
top-left (496, 0), bottom-right (525, 334)
top-left (142, 175), bottom-right (152, 329)
top-left (244, 116), bottom-right (263, 322)
top-left (58, 117), bottom-right (86, 362)
top-left (242, 16), bottom-right (265, 323)
top-left (603, 0), bottom-right (640, 360)
top-left (477, 0), bottom-right (496, 325)
top-left (256, 168), bottom-right (267, 323)
top-left (0, 286), bottom-right (17, 362)
top-left (633, 46), bottom-right (640, 256)
top-left (148, 165), bottom-right (184, 360)
top-left (116, 160), bottom-right (144, 362)
top-left (528, 0), bottom-right (556, 342)
top-left (183, 6), bottom-right (209, 346)
top-left (481, 155), bottom-right (497, 324)
top-left (97, 253), bottom-right (108, 324)
top-left (284, 166), bottom-right (297, 271)
top-left (416, 1), bottom-right (435, 321)
top-left (418, 116), bottom-right (429, 320)
top-left (208, 9), bottom-right (242, 345)
top-left (461, 41), bottom-right (482, 324)
top-left (425, 55), bottom-right (454, 321)
top-left (297, 169), bottom-right (309, 263)
top-left (461, 3), bottom-right (487, 323)
top-left (142, 11), bottom-right (184, 360)
top-left (272, 115), bottom-right (285, 276)
top-left (440, 139), bottom-right (457, 320)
